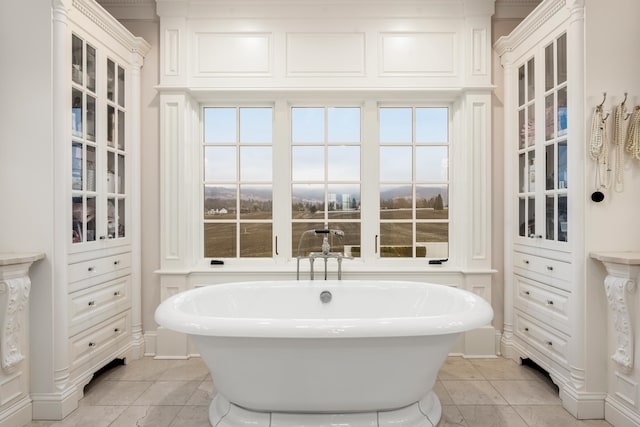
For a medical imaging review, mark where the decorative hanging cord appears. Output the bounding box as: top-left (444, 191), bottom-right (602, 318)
top-left (625, 106), bottom-right (640, 159)
top-left (589, 104), bottom-right (609, 192)
top-left (612, 101), bottom-right (629, 192)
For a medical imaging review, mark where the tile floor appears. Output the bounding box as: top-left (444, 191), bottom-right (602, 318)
top-left (23, 356), bottom-right (613, 427)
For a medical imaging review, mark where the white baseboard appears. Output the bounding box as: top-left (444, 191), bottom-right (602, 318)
top-left (143, 331), bottom-right (157, 356)
top-left (0, 396), bottom-right (32, 427)
top-left (31, 386), bottom-right (81, 421)
top-left (605, 396), bottom-right (640, 427)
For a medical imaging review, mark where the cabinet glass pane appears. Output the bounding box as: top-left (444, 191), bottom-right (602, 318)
top-left (118, 110), bottom-right (125, 150)
top-left (545, 144), bottom-right (554, 190)
top-left (72, 197), bottom-right (83, 243)
top-left (118, 199), bottom-right (125, 238)
top-left (546, 195), bottom-right (555, 240)
top-left (528, 151), bottom-right (536, 192)
top-left (72, 143), bottom-right (83, 191)
top-left (72, 35), bottom-right (83, 85)
top-left (518, 65), bottom-right (525, 107)
top-left (519, 198), bottom-right (525, 237)
top-left (72, 89), bottom-right (83, 137)
top-left (108, 198), bottom-right (116, 238)
top-left (558, 141), bottom-right (567, 189)
top-left (86, 44), bottom-right (96, 92)
top-left (519, 153), bottom-right (525, 193)
top-left (117, 154), bottom-right (125, 194)
top-left (558, 87), bottom-right (567, 136)
top-left (107, 105), bottom-right (115, 146)
top-left (518, 109), bottom-right (525, 149)
top-left (527, 58), bottom-right (535, 101)
top-left (86, 95), bottom-right (96, 141)
top-left (107, 59), bottom-right (115, 102)
top-left (545, 43), bottom-right (554, 91)
top-left (527, 197), bottom-right (535, 237)
top-left (107, 152), bottom-right (116, 193)
top-left (87, 146), bottom-right (96, 192)
top-left (118, 66), bottom-right (125, 107)
top-left (527, 104), bottom-right (535, 147)
top-left (558, 195), bottom-right (568, 242)
top-left (86, 197), bottom-right (96, 241)
top-left (545, 94), bottom-right (554, 140)
top-left (557, 33), bottom-right (567, 84)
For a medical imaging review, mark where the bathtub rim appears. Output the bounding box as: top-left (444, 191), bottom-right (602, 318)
top-left (154, 279), bottom-right (493, 339)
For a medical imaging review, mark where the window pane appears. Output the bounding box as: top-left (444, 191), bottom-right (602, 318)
top-left (328, 184), bottom-right (360, 219)
top-left (292, 184), bottom-right (324, 219)
top-left (328, 222), bottom-right (361, 258)
top-left (415, 146), bottom-right (448, 181)
top-left (416, 223), bottom-right (448, 258)
top-left (204, 147), bottom-right (236, 181)
top-left (292, 108), bottom-right (324, 143)
top-left (292, 146), bottom-right (324, 181)
top-left (328, 146), bottom-right (360, 181)
top-left (240, 185), bottom-right (272, 220)
top-left (380, 223), bottom-right (412, 257)
top-left (380, 108), bottom-right (412, 143)
top-left (204, 223), bottom-right (236, 257)
top-left (204, 108), bottom-right (236, 143)
top-left (380, 146), bottom-right (412, 181)
top-left (380, 184), bottom-right (412, 220)
top-left (240, 223), bottom-right (272, 257)
top-left (240, 108), bottom-right (272, 144)
top-left (204, 185), bottom-right (236, 219)
top-left (292, 222), bottom-right (326, 256)
top-left (240, 147), bottom-right (272, 181)
top-left (416, 185), bottom-right (448, 219)
top-left (416, 108), bottom-right (448, 143)
top-left (328, 107), bottom-right (360, 143)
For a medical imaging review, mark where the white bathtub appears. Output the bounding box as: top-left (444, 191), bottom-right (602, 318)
top-left (155, 280), bottom-right (493, 427)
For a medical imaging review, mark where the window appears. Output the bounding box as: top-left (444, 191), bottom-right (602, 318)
top-left (379, 107), bottom-right (449, 258)
top-left (203, 107), bottom-right (273, 257)
top-left (201, 103), bottom-right (450, 261)
top-left (291, 107), bottom-right (361, 257)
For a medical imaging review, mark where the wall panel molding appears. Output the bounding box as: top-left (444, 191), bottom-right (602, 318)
top-left (286, 33), bottom-right (365, 76)
top-left (378, 32), bottom-right (456, 76)
top-left (195, 32), bottom-right (272, 76)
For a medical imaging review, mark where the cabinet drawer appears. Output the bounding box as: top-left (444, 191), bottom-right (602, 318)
top-left (514, 310), bottom-right (568, 365)
top-left (513, 252), bottom-right (571, 290)
top-left (68, 253), bottom-right (130, 284)
top-left (514, 275), bottom-right (570, 335)
top-left (68, 276), bottom-right (131, 336)
top-left (69, 312), bottom-right (129, 371)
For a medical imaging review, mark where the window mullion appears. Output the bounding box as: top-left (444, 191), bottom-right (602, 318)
top-left (272, 99), bottom-right (291, 260)
top-left (360, 100), bottom-right (379, 259)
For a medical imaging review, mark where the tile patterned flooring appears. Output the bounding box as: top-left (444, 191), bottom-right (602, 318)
top-left (24, 356), bottom-right (613, 427)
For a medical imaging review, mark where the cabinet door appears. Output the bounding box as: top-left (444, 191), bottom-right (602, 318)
top-left (515, 32), bottom-right (568, 248)
top-left (71, 34), bottom-right (99, 248)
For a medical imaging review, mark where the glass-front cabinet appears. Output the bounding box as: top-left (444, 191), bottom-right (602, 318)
top-left (516, 32), bottom-right (568, 247)
top-left (71, 33), bottom-right (128, 249)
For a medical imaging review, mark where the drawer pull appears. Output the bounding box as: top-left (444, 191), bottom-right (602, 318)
top-left (88, 301), bottom-right (96, 307)
top-left (524, 327), bottom-right (529, 332)
top-left (114, 328), bottom-right (120, 333)
top-left (88, 266), bottom-right (95, 272)
top-left (524, 291), bottom-right (531, 296)
top-left (523, 259), bottom-right (530, 265)
top-left (114, 260), bottom-right (120, 266)
top-left (88, 342), bottom-right (96, 348)
top-left (546, 265), bottom-right (554, 271)
top-left (113, 291), bottom-right (121, 297)
top-left (547, 300), bottom-right (554, 305)
top-left (99, 235), bottom-right (107, 240)
top-left (546, 341), bottom-right (553, 346)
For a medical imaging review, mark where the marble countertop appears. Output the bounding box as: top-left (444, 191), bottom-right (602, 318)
top-left (590, 251), bottom-right (640, 265)
top-left (0, 253), bottom-right (45, 266)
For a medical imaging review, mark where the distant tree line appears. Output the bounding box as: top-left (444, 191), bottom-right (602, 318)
top-left (381, 194), bottom-right (445, 210)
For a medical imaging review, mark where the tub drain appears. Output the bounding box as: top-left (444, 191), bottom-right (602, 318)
top-left (319, 290), bottom-right (332, 303)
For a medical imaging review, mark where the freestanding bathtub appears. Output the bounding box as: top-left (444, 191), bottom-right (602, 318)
top-left (155, 280), bottom-right (493, 427)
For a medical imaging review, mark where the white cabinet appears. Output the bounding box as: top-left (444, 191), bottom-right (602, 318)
top-left (496, 0), bottom-right (607, 420)
top-left (28, 0), bottom-right (149, 420)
